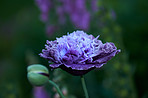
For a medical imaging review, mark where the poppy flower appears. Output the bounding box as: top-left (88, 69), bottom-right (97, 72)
top-left (40, 31), bottom-right (120, 76)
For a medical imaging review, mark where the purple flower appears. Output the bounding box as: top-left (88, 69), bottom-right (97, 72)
top-left (46, 25), bottom-right (57, 36)
top-left (40, 31), bottom-right (120, 76)
top-left (35, 0), bottom-right (51, 22)
top-left (60, 0), bottom-right (90, 30)
top-left (91, 0), bottom-right (99, 12)
top-left (33, 87), bottom-right (50, 98)
top-left (56, 6), bottom-right (66, 24)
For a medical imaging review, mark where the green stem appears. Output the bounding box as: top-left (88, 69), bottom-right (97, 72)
top-left (81, 75), bottom-right (89, 98)
top-left (49, 80), bottom-right (65, 98)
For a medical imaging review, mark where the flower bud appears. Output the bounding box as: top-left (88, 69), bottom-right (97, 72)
top-left (27, 64), bottom-right (49, 86)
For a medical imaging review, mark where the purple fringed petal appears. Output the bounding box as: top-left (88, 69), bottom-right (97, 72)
top-left (93, 50), bottom-right (120, 65)
top-left (50, 63), bottom-right (103, 76)
top-left (50, 63), bottom-right (102, 70)
top-left (49, 64), bottom-right (61, 68)
top-left (92, 42), bottom-right (121, 64)
top-left (50, 64), bottom-right (101, 76)
top-left (40, 30), bottom-right (121, 76)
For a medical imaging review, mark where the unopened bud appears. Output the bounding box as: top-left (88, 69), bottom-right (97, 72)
top-left (27, 64), bottom-right (49, 86)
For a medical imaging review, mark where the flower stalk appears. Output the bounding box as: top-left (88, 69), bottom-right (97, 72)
top-left (81, 75), bottom-right (89, 98)
top-left (48, 80), bottom-right (65, 98)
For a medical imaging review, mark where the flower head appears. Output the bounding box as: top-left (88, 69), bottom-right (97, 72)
top-left (40, 31), bottom-right (120, 76)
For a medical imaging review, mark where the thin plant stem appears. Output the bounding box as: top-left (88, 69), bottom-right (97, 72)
top-left (49, 80), bottom-right (65, 98)
top-left (81, 75), bottom-right (89, 98)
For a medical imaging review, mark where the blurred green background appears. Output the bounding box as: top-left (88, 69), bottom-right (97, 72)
top-left (0, 0), bottom-right (148, 98)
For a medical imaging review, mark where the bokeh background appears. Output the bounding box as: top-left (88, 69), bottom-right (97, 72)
top-left (0, 0), bottom-right (148, 98)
